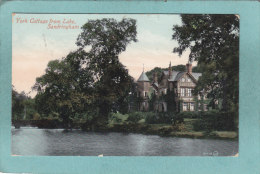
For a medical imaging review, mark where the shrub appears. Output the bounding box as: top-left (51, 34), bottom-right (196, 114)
top-left (109, 112), bottom-right (129, 124)
top-left (144, 112), bottom-right (158, 124)
top-left (172, 123), bottom-right (186, 131)
top-left (33, 112), bottom-right (41, 120)
top-left (145, 112), bottom-right (173, 124)
top-left (172, 114), bottom-right (184, 125)
top-left (193, 111), bottom-right (236, 131)
top-left (176, 111), bottom-right (202, 119)
top-left (127, 112), bottom-right (146, 123)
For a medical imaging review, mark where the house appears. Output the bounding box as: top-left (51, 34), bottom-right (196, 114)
top-left (136, 63), bottom-right (208, 112)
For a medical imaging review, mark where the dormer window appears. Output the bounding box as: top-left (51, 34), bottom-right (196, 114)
top-left (187, 78), bottom-right (191, 82)
top-left (181, 78), bottom-right (185, 82)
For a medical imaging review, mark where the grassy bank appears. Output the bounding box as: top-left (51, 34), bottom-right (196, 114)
top-left (13, 112), bottom-right (238, 140)
top-left (105, 122), bottom-right (238, 140)
top-left (104, 114), bottom-right (238, 139)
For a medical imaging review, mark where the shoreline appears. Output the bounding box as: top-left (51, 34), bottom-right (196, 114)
top-left (12, 126), bottom-right (238, 140)
top-left (12, 120), bottom-right (238, 140)
top-left (104, 124), bottom-right (238, 140)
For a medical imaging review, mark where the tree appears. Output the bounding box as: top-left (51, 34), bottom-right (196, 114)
top-left (164, 88), bottom-right (176, 113)
top-left (75, 18), bottom-right (137, 125)
top-left (33, 52), bottom-right (94, 129)
top-left (146, 65), bottom-right (201, 82)
top-left (12, 87), bottom-right (26, 120)
top-left (12, 87), bottom-right (36, 120)
top-left (33, 18), bottom-right (137, 128)
top-left (172, 14), bottom-right (239, 113)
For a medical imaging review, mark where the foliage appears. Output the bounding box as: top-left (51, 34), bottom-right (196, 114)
top-left (12, 87), bottom-right (26, 120)
top-left (76, 18), bottom-right (137, 124)
top-left (12, 87), bottom-right (37, 120)
top-left (109, 112), bottom-right (129, 124)
top-left (164, 88), bottom-right (176, 112)
top-left (33, 18), bottom-right (137, 128)
top-left (33, 55), bottom-right (93, 129)
top-left (127, 112), bottom-right (146, 123)
top-left (145, 112), bottom-right (173, 124)
top-left (176, 111), bottom-right (202, 119)
top-left (146, 65), bottom-right (201, 82)
top-left (172, 14), bottom-right (239, 115)
top-left (193, 111), bottom-right (236, 131)
top-left (148, 92), bottom-right (157, 112)
top-left (172, 113), bottom-right (184, 125)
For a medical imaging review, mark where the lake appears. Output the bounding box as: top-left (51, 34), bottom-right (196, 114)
top-left (12, 127), bottom-right (238, 156)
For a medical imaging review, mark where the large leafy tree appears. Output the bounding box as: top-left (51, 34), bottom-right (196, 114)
top-left (12, 87), bottom-right (36, 120)
top-left (75, 18), bottom-right (137, 124)
top-left (172, 15), bottom-right (239, 113)
top-left (33, 18), bottom-right (137, 128)
top-left (12, 87), bottom-right (26, 120)
top-left (33, 51), bottom-right (94, 128)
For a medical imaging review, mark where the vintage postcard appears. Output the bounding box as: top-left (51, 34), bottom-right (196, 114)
top-left (12, 13), bottom-right (238, 156)
top-left (1, 1), bottom-right (259, 174)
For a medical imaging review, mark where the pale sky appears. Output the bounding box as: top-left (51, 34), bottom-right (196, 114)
top-left (12, 14), bottom-right (194, 97)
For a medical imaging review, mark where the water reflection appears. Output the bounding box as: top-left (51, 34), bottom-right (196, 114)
top-left (12, 127), bottom-right (238, 156)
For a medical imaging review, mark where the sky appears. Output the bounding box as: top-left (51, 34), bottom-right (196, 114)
top-left (12, 14), bottom-right (194, 97)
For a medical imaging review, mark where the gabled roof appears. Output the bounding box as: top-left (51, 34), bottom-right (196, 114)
top-left (173, 72), bottom-right (186, 81)
top-left (137, 72), bottom-right (150, 82)
top-left (164, 70), bottom-right (180, 81)
top-left (164, 70), bottom-right (202, 82)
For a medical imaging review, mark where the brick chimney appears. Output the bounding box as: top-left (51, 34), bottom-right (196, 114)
top-left (168, 61), bottom-right (172, 78)
top-left (186, 63), bottom-right (192, 74)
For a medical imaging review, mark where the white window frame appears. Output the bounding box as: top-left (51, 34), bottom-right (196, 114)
top-left (187, 88), bottom-right (192, 97)
top-left (190, 103), bottom-right (194, 111)
top-left (183, 102), bottom-right (188, 111)
top-left (181, 88), bottom-right (185, 97)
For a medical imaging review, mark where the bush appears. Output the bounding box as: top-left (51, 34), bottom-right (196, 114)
top-left (145, 112), bottom-right (173, 124)
top-left (144, 112), bottom-right (158, 124)
top-left (109, 112), bottom-right (129, 124)
top-left (176, 111), bottom-right (202, 119)
top-left (193, 111), bottom-right (236, 131)
top-left (127, 112), bottom-right (146, 123)
top-left (32, 112), bottom-right (41, 120)
top-left (172, 114), bottom-right (184, 125)
top-left (172, 123), bottom-right (186, 131)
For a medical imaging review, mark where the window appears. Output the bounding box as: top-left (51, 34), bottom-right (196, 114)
top-left (181, 88), bottom-right (185, 96)
top-left (187, 88), bottom-right (192, 97)
top-left (204, 104), bottom-right (208, 111)
top-left (187, 78), bottom-right (191, 82)
top-left (181, 78), bottom-right (185, 82)
top-left (183, 102), bottom-right (188, 111)
top-left (145, 92), bottom-right (148, 97)
top-left (190, 103), bottom-right (194, 111)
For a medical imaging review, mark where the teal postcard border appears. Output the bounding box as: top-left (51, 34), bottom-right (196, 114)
top-left (0, 1), bottom-right (259, 174)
